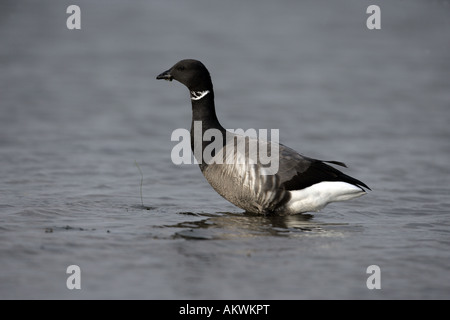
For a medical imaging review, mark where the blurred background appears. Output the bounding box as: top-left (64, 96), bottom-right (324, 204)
top-left (1, 0), bottom-right (449, 299)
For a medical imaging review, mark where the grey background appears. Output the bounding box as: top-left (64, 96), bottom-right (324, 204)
top-left (1, 0), bottom-right (449, 299)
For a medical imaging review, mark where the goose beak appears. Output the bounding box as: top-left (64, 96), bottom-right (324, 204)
top-left (156, 69), bottom-right (173, 81)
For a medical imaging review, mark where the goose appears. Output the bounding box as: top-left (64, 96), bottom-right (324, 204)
top-left (157, 59), bottom-right (370, 215)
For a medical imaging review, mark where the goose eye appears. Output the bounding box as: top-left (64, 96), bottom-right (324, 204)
top-left (177, 66), bottom-right (185, 71)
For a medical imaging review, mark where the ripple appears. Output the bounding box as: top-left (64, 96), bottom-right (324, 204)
top-left (161, 211), bottom-right (353, 240)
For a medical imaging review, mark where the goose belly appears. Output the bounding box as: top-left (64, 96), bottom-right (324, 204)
top-left (202, 163), bottom-right (285, 214)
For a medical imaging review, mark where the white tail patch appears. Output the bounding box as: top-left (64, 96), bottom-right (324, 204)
top-left (283, 181), bottom-right (366, 214)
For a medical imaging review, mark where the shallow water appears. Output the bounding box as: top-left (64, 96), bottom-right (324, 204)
top-left (1, 0), bottom-right (450, 299)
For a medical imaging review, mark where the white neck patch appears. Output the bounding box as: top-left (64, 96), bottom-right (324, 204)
top-left (190, 90), bottom-right (210, 101)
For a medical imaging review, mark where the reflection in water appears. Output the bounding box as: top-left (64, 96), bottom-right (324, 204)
top-left (167, 212), bottom-right (348, 240)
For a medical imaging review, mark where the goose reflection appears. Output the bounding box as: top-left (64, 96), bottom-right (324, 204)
top-left (168, 212), bottom-right (347, 240)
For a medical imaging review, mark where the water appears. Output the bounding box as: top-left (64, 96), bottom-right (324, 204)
top-left (1, 0), bottom-right (450, 299)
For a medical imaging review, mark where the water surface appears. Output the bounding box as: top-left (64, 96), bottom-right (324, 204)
top-left (1, 0), bottom-right (450, 299)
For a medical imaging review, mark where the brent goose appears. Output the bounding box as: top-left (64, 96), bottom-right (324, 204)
top-left (157, 59), bottom-right (370, 215)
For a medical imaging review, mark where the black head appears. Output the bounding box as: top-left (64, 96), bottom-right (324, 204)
top-left (156, 59), bottom-right (212, 91)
